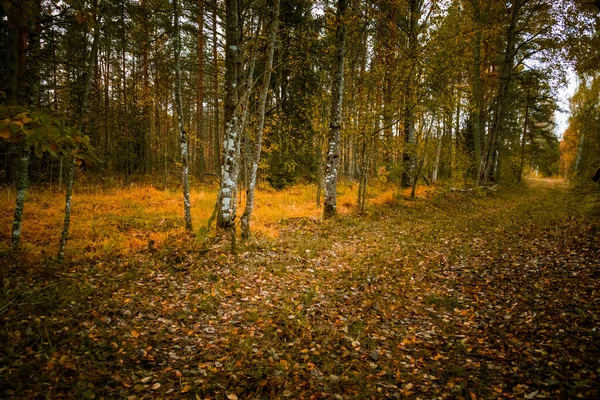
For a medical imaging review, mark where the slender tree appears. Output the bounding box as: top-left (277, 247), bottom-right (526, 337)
top-left (468, 0), bottom-right (484, 177)
top-left (212, 0), bottom-right (221, 177)
top-left (241, 0), bottom-right (279, 239)
top-left (197, 0), bottom-right (206, 178)
top-left (6, 0), bottom-right (41, 250)
top-left (173, 0), bottom-right (193, 232)
top-left (401, 0), bottom-right (423, 188)
top-left (323, 0), bottom-right (348, 219)
top-left (59, 0), bottom-right (103, 261)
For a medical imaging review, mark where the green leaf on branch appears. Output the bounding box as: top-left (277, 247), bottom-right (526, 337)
top-left (0, 105), bottom-right (101, 165)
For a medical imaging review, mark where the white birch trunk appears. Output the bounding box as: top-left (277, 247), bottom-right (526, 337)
top-left (217, 0), bottom-right (241, 231)
top-left (58, 158), bottom-right (76, 261)
top-left (323, 0), bottom-right (347, 219)
top-left (11, 146), bottom-right (29, 250)
top-left (173, 0), bottom-right (193, 232)
top-left (432, 132), bottom-right (443, 184)
top-left (241, 0), bottom-right (279, 239)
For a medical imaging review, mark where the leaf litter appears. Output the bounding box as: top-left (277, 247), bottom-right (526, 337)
top-left (1, 180), bottom-right (599, 399)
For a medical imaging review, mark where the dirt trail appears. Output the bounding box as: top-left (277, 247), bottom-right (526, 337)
top-left (1, 181), bottom-right (599, 399)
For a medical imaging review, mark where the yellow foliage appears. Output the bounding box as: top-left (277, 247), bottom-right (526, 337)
top-left (0, 181), bottom-right (404, 261)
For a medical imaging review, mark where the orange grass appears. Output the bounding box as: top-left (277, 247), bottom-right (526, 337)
top-left (0, 180), bottom-right (399, 262)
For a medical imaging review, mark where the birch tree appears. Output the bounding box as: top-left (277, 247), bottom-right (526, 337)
top-left (241, 0), bottom-right (279, 240)
top-left (323, 0), bottom-right (348, 219)
top-left (173, 0), bottom-right (193, 232)
top-left (217, 0), bottom-right (242, 231)
top-left (401, 0), bottom-right (423, 188)
top-left (5, 0), bottom-right (41, 250)
top-left (197, 0), bottom-right (206, 178)
top-left (59, 0), bottom-right (103, 261)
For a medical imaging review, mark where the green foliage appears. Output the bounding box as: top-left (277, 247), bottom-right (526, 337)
top-left (0, 105), bottom-right (100, 165)
top-left (385, 164), bottom-right (405, 186)
top-left (265, 156), bottom-right (299, 190)
top-left (562, 76), bottom-right (600, 183)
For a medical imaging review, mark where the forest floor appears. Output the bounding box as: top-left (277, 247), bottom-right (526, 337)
top-left (1, 179), bottom-right (600, 399)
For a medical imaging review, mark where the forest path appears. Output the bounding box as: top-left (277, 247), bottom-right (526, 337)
top-left (2, 180), bottom-right (600, 399)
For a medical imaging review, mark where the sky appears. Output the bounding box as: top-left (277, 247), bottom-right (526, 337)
top-left (554, 70), bottom-right (578, 139)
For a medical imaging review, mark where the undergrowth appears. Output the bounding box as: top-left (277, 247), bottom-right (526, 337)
top-left (0, 181), bottom-right (390, 262)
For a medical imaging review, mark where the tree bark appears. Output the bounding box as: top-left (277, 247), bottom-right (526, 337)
top-left (58, 159), bottom-right (76, 261)
top-left (217, 0), bottom-right (242, 231)
top-left (323, 0), bottom-right (348, 219)
top-left (401, 0), bottom-right (421, 188)
top-left (174, 0), bottom-right (194, 232)
top-left (197, 0), bottom-right (206, 179)
top-left (241, 0), bottom-right (279, 240)
top-left (518, 93), bottom-right (531, 183)
top-left (212, 0), bottom-right (221, 178)
top-left (58, 0), bottom-right (102, 260)
top-left (357, 134), bottom-right (370, 212)
top-left (11, 146), bottom-right (29, 250)
top-left (478, 0), bottom-right (521, 185)
top-left (470, 0), bottom-right (483, 177)
top-left (142, 0), bottom-right (151, 174)
top-left (121, 0), bottom-right (129, 184)
top-left (432, 128), bottom-right (443, 184)
top-left (411, 116), bottom-right (433, 198)
top-left (7, 0), bottom-right (40, 250)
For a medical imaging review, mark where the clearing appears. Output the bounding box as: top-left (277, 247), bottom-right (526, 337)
top-left (1, 179), bottom-right (599, 399)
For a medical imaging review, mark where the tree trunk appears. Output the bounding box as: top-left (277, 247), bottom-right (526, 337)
top-left (470, 0), bottom-right (483, 177)
top-left (323, 0), bottom-right (347, 219)
top-left (212, 0), bottom-right (221, 178)
top-left (432, 128), bottom-right (443, 184)
top-left (518, 93), bottom-right (531, 183)
top-left (142, 0), bottom-right (151, 174)
top-left (217, 0), bottom-right (242, 231)
top-left (7, 0), bottom-right (40, 250)
top-left (357, 134), bottom-right (370, 212)
top-left (411, 116), bottom-right (433, 198)
top-left (315, 99), bottom-right (327, 207)
top-left (11, 145), bottom-right (29, 250)
top-left (174, 0), bottom-right (194, 232)
top-left (241, 0), bottom-right (279, 240)
top-left (401, 0), bottom-right (421, 188)
top-left (58, 0), bottom-right (102, 260)
top-left (58, 159), bottom-right (76, 261)
top-left (121, 0), bottom-right (129, 184)
top-left (478, 0), bottom-right (520, 185)
top-left (197, 0), bottom-right (206, 179)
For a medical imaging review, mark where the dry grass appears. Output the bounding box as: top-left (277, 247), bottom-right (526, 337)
top-left (0, 180), bottom-right (395, 262)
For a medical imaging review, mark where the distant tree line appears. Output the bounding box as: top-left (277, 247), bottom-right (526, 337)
top-left (1, 0), bottom-right (600, 237)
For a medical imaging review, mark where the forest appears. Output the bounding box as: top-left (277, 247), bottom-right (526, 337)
top-left (1, 0), bottom-right (600, 398)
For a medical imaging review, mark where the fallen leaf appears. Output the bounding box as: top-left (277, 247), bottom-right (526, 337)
top-left (525, 390), bottom-right (539, 399)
